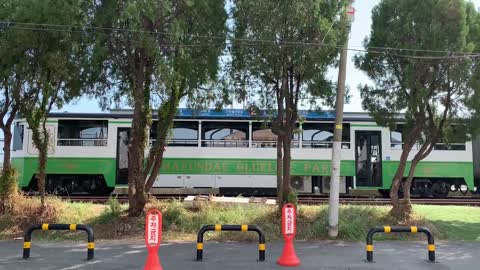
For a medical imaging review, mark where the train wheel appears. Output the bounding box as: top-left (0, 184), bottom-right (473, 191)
top-left (459, 185), bottom-right (469, 195)
top-left (431, 181), bottom-right (449, 198)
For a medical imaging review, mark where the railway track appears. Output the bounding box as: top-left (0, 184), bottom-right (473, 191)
top-left (48, 195), bottom-right (480, 206)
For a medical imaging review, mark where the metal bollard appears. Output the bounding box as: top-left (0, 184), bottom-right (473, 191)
top-left (366, 226), bottom-right (435, 263)
top-left (23, 223), bottom-right (95, 260)
top-left (196, 224), bottom-right (266, 262)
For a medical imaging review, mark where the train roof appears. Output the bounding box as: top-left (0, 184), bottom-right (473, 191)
top-left (37, 108), bottom-right (403, 122)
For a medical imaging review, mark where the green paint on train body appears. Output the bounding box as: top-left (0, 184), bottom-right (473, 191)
top-left (382, 161), bottom-right (475, 189)
top-left (11, 157), bottom-right (475, 190)
top-left (12, 157), bottom-right (117, 188)
top-left (159, 158), bottom-right (356, 176)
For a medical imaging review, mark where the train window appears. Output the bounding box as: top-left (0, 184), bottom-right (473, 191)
top-left (390, 125), bottom-right (403, 150)
top-left (252, 122), bottom-right (278, 148)
top-left (391, 124), bottom-right (466, 151)
top-left (151, 121), bottom-right (198, 147)
top-left (57, 120), bottom-right (108, 146)
top-left (434, 125), bottom-right (466, 151)
top-left (302, 123), bottom-right (350, 149)
top-left (202, 122), bottom-right (248, 148)
top-left (13, 124), bottom-right (24, 151)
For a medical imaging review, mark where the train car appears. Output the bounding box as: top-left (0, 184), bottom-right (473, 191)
top-left (10, 108), bottom-right (480, 197)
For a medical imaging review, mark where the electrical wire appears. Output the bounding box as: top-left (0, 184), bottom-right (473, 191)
top-left (1, 21), bottom-right (480, 61)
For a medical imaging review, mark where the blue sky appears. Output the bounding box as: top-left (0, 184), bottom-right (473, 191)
top-left (59, 0), bottom-right (480, 113)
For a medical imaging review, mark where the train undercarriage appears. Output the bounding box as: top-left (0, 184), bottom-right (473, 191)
top-left (23, 174), bottom-right (478, 198)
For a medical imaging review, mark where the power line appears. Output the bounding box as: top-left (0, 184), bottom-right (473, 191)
top-left (2, 21), bottom-right (477, 55)
top-left (1, 21), bottom-right (480, 60)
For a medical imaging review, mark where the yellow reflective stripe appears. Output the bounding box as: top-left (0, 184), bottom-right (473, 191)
top-left (411, 226), bottom-right (418, 233)
top-left (88, 242), bottom-right (95, 249)
top-left (41, 224), bottom-right (49, 230)
top-left (23, 242), bottom-right (31, 248)
top-left (384, 226), bottom-right (391, 233)
top-left (259, 244), bottom-right (266, 251)
top-left (215, 224), bottom-right (221, 231)
top-left (197, 243), bottom-right (203, 250)
top-left (69, 224), bottom-right (77, 231)
top-left (366, 245), bottom-right (373, 252)
top-left (428, 244), bottom-right (435, 251)
top-left (241, 225), bottom-right (248, 232)
top-left (335, 124), bottom-right (343, 130)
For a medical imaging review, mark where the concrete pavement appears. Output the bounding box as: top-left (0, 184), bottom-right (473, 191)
top-left (0, 240), bottom-right (478, 269)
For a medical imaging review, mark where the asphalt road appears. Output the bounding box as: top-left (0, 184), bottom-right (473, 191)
top-left (0, 240), bottom-right (478, 269)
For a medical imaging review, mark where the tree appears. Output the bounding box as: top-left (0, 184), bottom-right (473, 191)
top-left (91, 0), bottom-right (227, 216)
top-left (0, 4), bottom-right (18, 210)
top-left (231, 0), bottom-right (345, 206)
top-left (355, 0), bottom-right (480, 218)
top-left (0, 63), bottom-right (20, 213)
top-left (0, 0), bottom-right (89, 206)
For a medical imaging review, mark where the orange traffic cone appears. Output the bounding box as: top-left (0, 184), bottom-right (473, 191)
top-left (277, 238), bottom-right (300, 267)
top-left (144, 247), bottom-right (163, 270)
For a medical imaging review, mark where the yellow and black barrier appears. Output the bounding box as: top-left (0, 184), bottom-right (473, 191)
top-left (196, 224), bottom-right (266, 262)
top-left (366, 226), bottom-right (435, 263)
top-left (23, 223), bottom-right (94, 260)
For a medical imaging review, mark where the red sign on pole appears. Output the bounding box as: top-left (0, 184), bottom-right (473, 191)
top-left (144, 209), bottom-right (163, 270)
top-left (282, 203), bottom-right (296, 238)
top-left (278, 203), bottom-right (300, 267)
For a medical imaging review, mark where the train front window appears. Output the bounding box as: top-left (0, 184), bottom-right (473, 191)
top-left (202, 122), bottom-right (248, 148)
top-left (13, 124), bottom-right (24, 151)
top-left (57, 120), bottom-right (108, 146)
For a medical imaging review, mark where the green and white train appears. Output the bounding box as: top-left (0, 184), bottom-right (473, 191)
top-left (11, 109), bottom-right (480, 197)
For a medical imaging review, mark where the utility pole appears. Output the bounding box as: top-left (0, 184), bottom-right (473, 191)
top-left (328, 0), bottom-right (354, 238)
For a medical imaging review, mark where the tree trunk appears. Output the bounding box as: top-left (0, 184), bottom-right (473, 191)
top-left (402, 162), bottom-right (417, 202)
top-left (276, 136), bottom-right (284, 207)
top-left (128, 84), bottom-right (148, 216)
top-left (144, 89), bottom-right (181, 193)
top-left (128, 59), bottom-right (150, 216)
top-left (403, 140), bottom-right (436, 201)
top-left (389, 146), bottom-right (411, 207)
top-left (37, 146), bottom-right (47, 208)
top-left (282, 133), bottom-right (292, 202)
top-left (0, 129), bottom-right (15, 214)
top-left (2, 130), bottom-right (12, 170)
top-left (389, 123), bottom-right (422, 219)
top-left (0, 108), bottom-right (17, 213)
top-left (28, 123), bottom-right (49, 209)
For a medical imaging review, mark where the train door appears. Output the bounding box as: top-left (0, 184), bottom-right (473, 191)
top-left (116, 128), bottom-right (130, 185)
top-left (355, 131), bottom-right (382, 187)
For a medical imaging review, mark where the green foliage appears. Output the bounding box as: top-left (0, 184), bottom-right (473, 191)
top-left (231, 0), bottom-right (346, 206)
top-left (89, 0), bottom-right (227, 215)
top-left (106, 195), bottom-right (122, 217)
top-left (355, 0), bottom-right (480, 207)
top-left (0, 167), bottom-right (17, 196)
top-left (162, 200), bottom-right (188, 228)
top-left (231, 0), bottom-right (346, 110)
top-left (3, 199), bottom-right (480, 241)
top-left (90, 0), bottom-right (228, 109)
top-left (355, 0), bottom-right (480, 135)
top-left (286, 190), bottom-right (298, 207)
top-left (0, 0), bottom-right (90, 202)
top-left (0, 167), bottom-right (18, 213)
